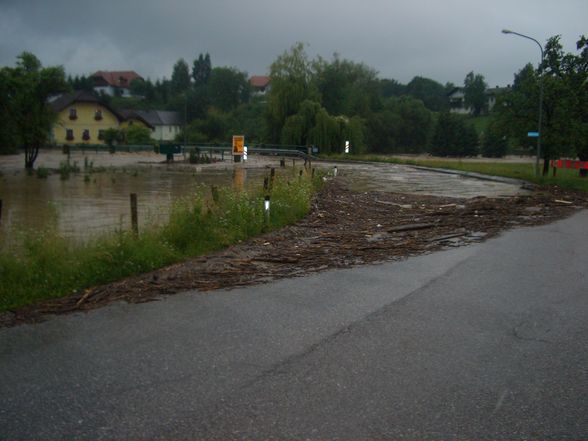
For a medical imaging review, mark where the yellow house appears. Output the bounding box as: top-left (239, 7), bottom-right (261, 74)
top-left (51, 90), bottom-right (124, 145)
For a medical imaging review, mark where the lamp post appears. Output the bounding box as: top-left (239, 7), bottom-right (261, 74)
top-left (502, 29), bottom-right (544, 177)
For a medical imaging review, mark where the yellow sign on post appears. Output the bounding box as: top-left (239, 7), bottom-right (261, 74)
top-left (232, 135), bottom-right (245, 156)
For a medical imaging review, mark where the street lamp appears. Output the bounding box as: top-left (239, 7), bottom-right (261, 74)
top-left (502, 29), bottom-right (544, 177)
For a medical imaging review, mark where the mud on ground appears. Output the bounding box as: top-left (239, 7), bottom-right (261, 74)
top-left (2, 181), bottom-right (587, 327)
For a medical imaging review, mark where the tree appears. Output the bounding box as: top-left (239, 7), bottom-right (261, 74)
top-left (228, 101), bottom-right (268, 143)
top-left (171, 58), bottom-right (191, 95)
top-left (362, 96), bottom-right (433, 154)
top-left (313, 54), bottom-right (379, 117)
top-left (394, 96), bottom-right (433, 152)
top-left (124, 125), bottom-right (154, 145)
top-left (493, 35), bottom-right (588, 175)
top-left (182, 110), bottom-right (230, 143)
top-left (463, 71), bottom-right (488, 116)
top-left (67, 74), bottom-right (94, 92)
top-left (266, 42), bottom-right (319, 142)
top-left (103, 128), bottom-right (122, 150)
top-left (405, 76), bottom-right (449, 111)
top-left (192, 53), bottom-right (211, 87)
top-left (208, 67), bottom-right (250, 112)
top-left (432, 112), bottom-right (478, 157)
top-left (481, 119), bottom-right (509, 157)
top-left (0, 52), bottom-right (67, 168)
top-left (379, 78), bottom-right (406, 98)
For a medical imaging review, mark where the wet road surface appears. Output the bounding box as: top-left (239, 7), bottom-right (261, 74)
top-left (1, 210), bottom-right (586, 440)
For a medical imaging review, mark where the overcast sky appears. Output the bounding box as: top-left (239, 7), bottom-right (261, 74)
top-left (1, 0), bottom-right (586, 87)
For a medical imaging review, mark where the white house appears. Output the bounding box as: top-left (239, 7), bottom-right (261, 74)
top-left (120, 110), bottom-right (183, 142)
top-left (448, 86), bottom-right (511, 115)
top-left (91, 71), bottom-right (143, 97)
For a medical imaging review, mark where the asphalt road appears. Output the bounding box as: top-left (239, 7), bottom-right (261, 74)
top-left (1, 211), bottom-right (587, 440)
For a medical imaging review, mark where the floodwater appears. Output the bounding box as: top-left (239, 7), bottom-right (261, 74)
top-left (334, 161), bottom-right (528, 198)
top-left (0, 151), bottom-right (529, 242)
top-left (0, 151), bottom-right (277, 243)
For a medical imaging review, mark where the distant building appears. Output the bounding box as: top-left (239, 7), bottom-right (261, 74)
top-left (91, 71), bottom-right (143, 97)
top-left (249, 75), bottom-right (271, 96)
top-left (50, 90), bottom-right (181, 144)
top-left (448, 86), bottom-right (511, 115)
top-left (120, 110), bottom-right (183, 142)
top-left (50, 90), bottom-right (125, 145)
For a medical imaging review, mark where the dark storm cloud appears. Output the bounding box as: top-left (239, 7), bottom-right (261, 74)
top-left (1, 0), bottom-right (586, 86)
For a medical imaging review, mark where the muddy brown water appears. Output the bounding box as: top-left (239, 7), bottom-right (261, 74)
top-left (0, 151), bottom-right (529, 243)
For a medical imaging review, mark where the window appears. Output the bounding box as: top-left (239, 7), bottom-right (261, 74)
top-left (66, 129), bottom-right (74, 141)
top-left (95, 109), bottom-right (103, 120)
top-left (69, 108), bottom-right (77, 120)
top-left (98, 130), bottom-right (105, 140)
top-left (82, 129), bottom-right (90, 141)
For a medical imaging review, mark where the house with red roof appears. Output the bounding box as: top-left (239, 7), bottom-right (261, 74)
top-left (91, 71), bottom-right (143, 97)
top-left (249, 75), bottom-right (271, 96)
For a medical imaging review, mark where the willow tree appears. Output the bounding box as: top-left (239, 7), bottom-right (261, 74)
top-left (0, 52), bottom-right (67, 168)
top-left (266, 42), bottom-right (319, 142)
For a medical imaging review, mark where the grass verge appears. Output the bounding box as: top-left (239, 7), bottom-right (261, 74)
top-left (324, 154), bottom-right (588, 193)
top-left (0, 171), bottom-right (323, 312)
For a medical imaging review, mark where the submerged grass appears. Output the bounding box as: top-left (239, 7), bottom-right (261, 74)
top-left (325, 154), bottom-right (588, 193)
top-left (0, 171), bottom-right (323, 312)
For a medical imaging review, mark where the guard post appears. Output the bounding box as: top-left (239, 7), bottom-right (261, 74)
top-left (233, 135), bottom-right (244, 163)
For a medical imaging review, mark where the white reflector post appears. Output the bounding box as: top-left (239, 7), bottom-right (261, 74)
top-left (345, 140), bottom-right (350, 154)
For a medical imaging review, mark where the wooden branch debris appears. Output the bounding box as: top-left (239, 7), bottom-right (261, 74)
top-left (387, 223), bottom-right (437, 233)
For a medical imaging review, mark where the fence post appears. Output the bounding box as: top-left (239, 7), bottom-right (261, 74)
top-left (270, 168), bottom-right (276, 190)
top-left (211, 185), bottom-right (219, 203)
top-left (264, 195), bottom-right (270, 230)
top-left (0, 199), bottom-right (2, 224)
top-left (130, 193), bottom-right (138, 236)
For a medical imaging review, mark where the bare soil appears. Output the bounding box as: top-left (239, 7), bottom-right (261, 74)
top-left (1, 181), bottom-right (586, 328)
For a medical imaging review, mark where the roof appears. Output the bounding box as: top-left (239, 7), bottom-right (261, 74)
top-left (249, 75), bottom-right (270, 88)
top-left (120, 109), bottom-right (182, 127)
top-left (117, 109), bottom-right (155, 129)
top-left (50, 90), bottom-right (124, 121)
top-left (91, 71), bottom-right (142, 88)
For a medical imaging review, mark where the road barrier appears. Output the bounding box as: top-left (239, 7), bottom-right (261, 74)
top-left (550, 159), bottom-right (588, 176)
top-left (550, 159), bottom-right (588, 169)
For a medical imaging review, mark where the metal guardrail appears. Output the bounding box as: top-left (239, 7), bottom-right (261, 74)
top-left (49, 143), bottom-right (315, 159)
top-left (184, 145), bottom-right (313, 159)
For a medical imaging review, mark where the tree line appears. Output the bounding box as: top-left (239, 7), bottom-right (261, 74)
top-left (1, 36), bottom-right (587, 171)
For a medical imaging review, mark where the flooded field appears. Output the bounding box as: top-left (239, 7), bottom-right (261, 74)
top-left (0, 150), bottom-right (529, 242)
top-left (0, 151), bottom-right (281, 243)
